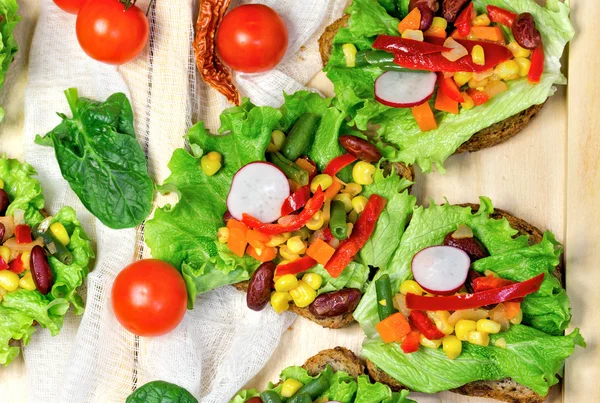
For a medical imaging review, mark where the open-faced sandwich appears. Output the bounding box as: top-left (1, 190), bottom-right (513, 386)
top-left (0, 157), bottom-right (93, 365)
top-left (231, 347), bottom-right (415, 403)
top-left (145, 91), bottom-right (415, 328)
top-left (319, 0), bottom-right (573, 172)
top-left (352, 198), bottom-right (583, 402)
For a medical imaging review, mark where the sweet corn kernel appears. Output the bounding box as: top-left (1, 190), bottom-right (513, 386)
top-left (494, 60), bottom-right (520, 81)
top-left (200, 153), bottom-right (222, 176)
top-left (455, 319), bottom-right (477, 341)
top-left (289, 280), bottom-right (317, 308)
top-left (19, 271), bottom-right (36, 291)
top-left (0, 270), bottom-right (20, 292)
top-left (431, 16), bottom-right (448, 29)
top-left (0, 179), bottom-right (3, 189)
top-left (467, 330), bottom-right (490, 346)
top-left (351, 196), bottom-right (369, 214)
top-left (352, 161), bottom-right (376, 185)
top-left (266, 234), bottom-right (288, 247)
top-left (217, 227), bottom-right (229, 244)
top-left (271, 291), bottom-right (292, 314)
top-left (494, 337), bottom-right (507, 349)
top-left (302, 273), bottom-right (323, 290)
top-left (267, 130), bottom-right (286, 152)
top-left (460, 92), bottom-right (475, 110)
top-left (514, 57), bottom-right (531, 77)
top-left (484, 81), bottom-right (508, 98)
top-left (310, 174), bottom-right (334, 193)
top-left (0, 246), bottom-right (10, 264)
top-left (401, 29), bottom-right (424, 41)
top-left (287, 236), bottom-right (306, 254)
top-left (333, 192), bottom-right (353, 213)
top-left (50, 222), bottom-right (70, 246)
top-left (342, 43), bottom-right (358, 67)
top-left (275, 274), bottom-right (299, 292)
top-left (21, 251), bottom-right (31, 271)
top-left (279, 245), bottom-right (300, 262)
top-left (281, 379), bottom-right (304, 398)
top-left (346, 222), bottom-right (354, 237)
top-left (442, 335), bottom-right (462, 360)
top-left (400, 280), bottom-right (424, 296)
top-left (477, 319), bottom-right (502, 334)
top-left (433, 310), bottom-right (455, 335)
top-left (347, 210), bottom-right (358, 224)
top-left (471, 45), bottom-right (485, 66)
top-left (507, 41), bottom-right (531, 58)
top-left (306, 211), bottom-right (325, 231)
top-left (472, 14), bottom-right (491, 26)
top-left (510, 309), bottom-right (523, 325)
top-left (342, 183), bottom-right (363, 198)
top-left (454, 72), bottom-right (473, 87)
top-left (420, 334), bottom-right (442, 349)
top-left (468, 77), bottom-right (488, 89)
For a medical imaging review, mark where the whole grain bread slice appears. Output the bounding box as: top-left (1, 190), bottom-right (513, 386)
top-left (366, 205), bottom-right (558, 403)
top-left (318, 15), bottom-right (545, 154)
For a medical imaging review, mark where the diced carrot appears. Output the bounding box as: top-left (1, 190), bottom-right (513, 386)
top-left (247, 229), bottom-right (270, 250)
top-left (246, 244), bottom-right (277, 262)
top-left (424, 26), bottom-right (447, 39)
top-left (227, 218), bottom-right (248, 234)
top-left (470, 26), bottom-right (505, 44)
top-left (306, 238), bottom-right (336, 266)
top-left (411, 102), bottom-right (438, 132)
top-left (398, 8), bottom-right (421, 33)
top-left (228, 229), bottom-right (247, 258)
top-left (295, 158), bottom-right (317, 178)
top-left (324, 179), bottom-right (344, 201)
top-left (376, 312), bottom-right (412, 343)
top-left (434, 91), bottom-right (459, 114)
top-left (504, 301), bottom-right (521, 320)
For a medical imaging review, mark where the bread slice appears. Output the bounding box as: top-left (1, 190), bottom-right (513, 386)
top-left (318, 15), bottom-right (545, 154)
top-left (303, 346), bottom-right (366, 377)
top-left (366, 205), bottom-right (557, 403)
top-left (233, 162), bottom-right (414, 329)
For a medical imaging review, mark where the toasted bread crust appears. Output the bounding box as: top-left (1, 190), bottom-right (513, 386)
top-left (318, 16), bottom-right (544, 154)
top-left (302, 346), bottom-right (365, 377)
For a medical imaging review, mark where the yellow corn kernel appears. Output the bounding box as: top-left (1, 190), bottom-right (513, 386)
top-left (21, 251), bottom-right (31, 271)
top-left (0, 246), bottom-right (10, 264)
top-left (200, 153), bottom-right (222, 176)
top-left (0, 179), bottom-right (3, 189)
top-left (302, 273), bottom-right (323, 290)
top-left (442, 335), bottom-right (462, 360)
top-left (279, 245), bottom-right (300, 262)
top-left (453, 71), bottom-right (472, 87)
top-left (468, 77), bottom-right (488, 89)
top-left (484, 81), bottom-right (508, 99)
top-left (50, 222), bottom-right (70, 246)
top-left (494, 60), bottom-right (520, 81)
top-left (266, 234), bottom-right (288, 247)
top-left (432, 310), bottom-right (455, 335)
top-left (217, 227), bottom-right (229, 244)
top-left (431, 16), bottom-right (448, 30)
top-left (477, 319), bottom-right (501, 334)
top-left (346, 222), bottom-right (354, 237)
top-left (510, 309), bottom-right (523, 325)
top-left (352, 161), bottom-right (376, 185)
top-left (494, 337), bottom-right (507, 349)
top-left (275, 274), bottom-right (299, 292)
top-left (471, 45), bottom-right (485, 66)
top-left (306, 211), bottom-right (325, 231)
top-left (401, 29), bottom-right (424, 41)
top-left (272, 130), bottom-right (286, 152)
top-left (333, 192), bottom-right (353, 213)
top-left (347, 210), bottom-right (358, 224)
top-left (281, 379), bottom-right (304, 398)
top-left (342, 183), bottom-right (363, 198)
top-left (455, 319), bottom-right (478, 341)
top-left (310, 174), bottom-right (333, 193)
top-left (286, 236), bottom-right (306, 255)
top-left (19, 271), bottom-right (36, 291)
top-left (0, 270), bottom-right (20, 292)
top-left (420, 334), bottom-right (442, 349)
top-left (289, 280), bottom-right (317, 308)
top-left (342, 43), bottom-right (358, 68)
top-left (351, 196), bottom-right (369, 214)
top-left (460, 92), bottom-right (475, 111)
top-left (467, 330), bottom-right (490, 346)
top-left (399, 280), bottom-right (424, 296)
top-left (507, 41), bottom-right (531, 58)
top-left (514, 57), bottom-right (531, 77)
top-left (472, 14), bottom-right (491, 26)
top-left (270, 291), bottom-right (292, 314)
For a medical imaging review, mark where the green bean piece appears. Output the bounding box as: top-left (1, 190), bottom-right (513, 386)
top-left (329, 200), bottom-right (348, 240)
top-left (375, 274), bottom-right (396, 320)
top-left (267, 152), bottom-right (309, 186)
top-left (33, 226), bottom-right (73, 265)
top-left (260, 390), bottom-right (282, 403)
top-left (281, 113), bottom-right (321, 161)
top-left (287, 393), bottom-right (312, 403)
top-left (295, 375), bottom-right (330, 399)
top-left (355, 50), bottom-right (429, 73)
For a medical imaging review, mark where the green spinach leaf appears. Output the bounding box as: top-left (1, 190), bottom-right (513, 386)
top-left (126, 381), bottom-right (198, 403)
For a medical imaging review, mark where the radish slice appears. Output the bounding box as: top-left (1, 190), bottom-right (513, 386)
top-left (374, 70), bottom-right (437, 108)
top-left (411, 246), bottom-right (470, 295)
top-left (227, 162), bottom-right (290, 223)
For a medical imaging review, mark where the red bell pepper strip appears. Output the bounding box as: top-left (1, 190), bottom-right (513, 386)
top-left (325, 194), bottom-right (387, 277)
top-left (15, 224), bottom-right (32, 244)
top-left (471, 275), bottom-right (515, 292)
top-left (437, 72), bottom-right (465, 102)
top-left (9, 255), bottom-right (24, 274)
top-left (275, 256), bottom-right (318, 276)
top-left (323, 154), bottom-right (357, 177)
top-left (401, 330), bottom-right (422, 353)
top-left (466, 88), bottom-right (489, 106)
top-left (455, 3), bottom-right (475, 37)
top-left (406, 273), bottom-right (545, 311)
top-left (487, 5), bottom-right (517, 27)
top-left (0, 256), bottom-right (8, 271)
top-left (372, 36), bottom-right (451, 55)
top-left (409, 310), bottom-right (445, 340)
top-left (280, 186), bottom-right (311, 216)
top-left (242, 188), bottom-right (325, 235)
top-left (528, 43), bottom-right (544, 84)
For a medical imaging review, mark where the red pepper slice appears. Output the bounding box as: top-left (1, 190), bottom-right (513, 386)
top-left (437, 72), bottom-right (465, 102)
top-left (401, 330), bottom-right (422, 353)
top-left (528, 43), bottom-right (544, 84)
top-left (466, 88), bottom-right (489, 106)
top-left (471, 275), bottom-right (515, 292)
top-left (0, 256), bottom-right (8, 271)
top-left (372, 36), bottom-right (451, 55)
top-left (409, 310), bottom-right (445, 340)
top-left (455, 3), bottom-right (475, 37)
top-left (487, 5), bottom-right (517, 27)
top-left (281, 186), bottom-right (311, 216)
top-left (9, 255), bottom-right (24, 274)
top-left (15, 224), bottom-right (32, 244)
top-left (406, 273), bottom-right (545, 311)
top-left (325, 194), bottom-right (387, 277)
top-left (242, 188), bottom-right (325, 235)
top-left (275, 256), bottom-right (318, 276)
top-left (323, 154), bottom-right (357, 177)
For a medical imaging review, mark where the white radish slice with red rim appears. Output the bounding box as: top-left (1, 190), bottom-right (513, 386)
top-left (374, 70), bottom-right (437, 108)
top-left (411, 246), bottom-right (471, 295)
top-left (227, 162), bottom-right (290, 223)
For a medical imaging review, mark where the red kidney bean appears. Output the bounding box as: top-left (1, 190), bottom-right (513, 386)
top-left (309, 288), bottom-right (361, 318)
top-left (246, 398), bottom-right (262, 403)
top-left (441, 0), bottom-right (470, 23)
top-left (222, 210), bottom-right (233, 223)
top-left (512, 13), bottom-right (541, 50)
top-left (247, 262), bottom-right (276, 311)
top-left (338, 136), bottom-right (382, 163)
top-left (30, 245), bottom-right (54, 295)
top-left (0, 189), bottom-right (9, 215)
top-left (409, 0), bottom-right (439, 31)
top-left (443, 232), bottom-right (489, 261)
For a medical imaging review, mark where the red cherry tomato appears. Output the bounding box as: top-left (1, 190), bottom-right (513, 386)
top-left (53, 0), bottom-right (87, 14)
top-left (112, 259), bottom-right (188, 337)
top-left (76, 0), bottom-right (149, 65)
top-left (216, 4), bottom-right (288, 73)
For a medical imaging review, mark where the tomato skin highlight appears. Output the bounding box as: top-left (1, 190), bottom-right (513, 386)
top-left (216, 4), bottom-right (288, 73)
top-left (53, 0), bottom-right (87, 14)
top-left (111, 259), bottom-right (188, 337)
top-left (76, 0), bottom-right (149, 65)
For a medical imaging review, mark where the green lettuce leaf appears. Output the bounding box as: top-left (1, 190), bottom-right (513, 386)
top-left (0, 0), bottom-right (19, 121)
